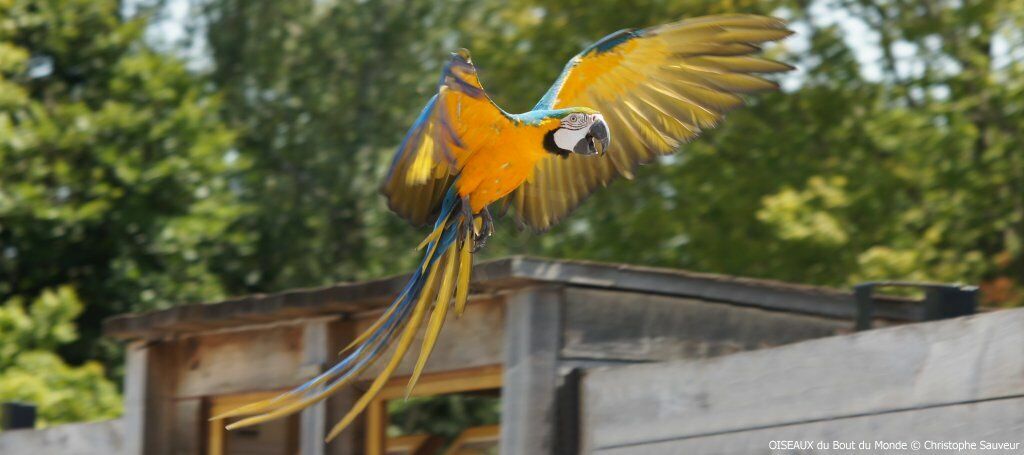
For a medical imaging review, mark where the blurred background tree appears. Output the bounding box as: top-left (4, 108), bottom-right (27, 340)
top-left (182, 0), bottom-right (1024, 304)
top-left (0, 287), bottom-right (121, 426)
top-left (0, 0), bottom-right (242, 423)
top-left (1, 0), bottom-right (1023, 427)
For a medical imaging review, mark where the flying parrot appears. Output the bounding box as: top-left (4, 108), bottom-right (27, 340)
top-left (218, 14), bottom-right (793, 440)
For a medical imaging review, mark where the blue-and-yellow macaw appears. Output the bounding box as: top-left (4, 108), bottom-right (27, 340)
top-left (219, 14), bottom-right (792, 440)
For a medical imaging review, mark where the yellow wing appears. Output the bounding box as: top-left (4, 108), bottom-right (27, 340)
top-left (382, 49), bottom-right (509, 225)
top-left (512, 15), bottom-right (794, 231)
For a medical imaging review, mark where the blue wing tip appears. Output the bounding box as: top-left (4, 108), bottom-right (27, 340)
top-left (583, 28), bottom-right (642, 55)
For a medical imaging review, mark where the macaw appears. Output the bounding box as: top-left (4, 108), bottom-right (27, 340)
top-left (218, 14), bottom-right (793, 440)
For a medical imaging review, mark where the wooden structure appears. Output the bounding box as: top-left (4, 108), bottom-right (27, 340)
top-left (582, 307), bottom-right (1024, 453)
top-left (0, 419), bottom-right (124, 454)
top-left (99, 256), bottom-right (939, 454)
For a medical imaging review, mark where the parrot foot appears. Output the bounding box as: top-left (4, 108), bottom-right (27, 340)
top-left (458, 197), bottom-right (494, 252)
top-left (471, 209), bottom-right (494, 252)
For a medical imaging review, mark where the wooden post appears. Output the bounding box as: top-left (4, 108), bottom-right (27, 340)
top-left (500, 286), bottom-right (563, 455)
top-left (300, 319), bottom-right (332, 455)
top-left (325, 319), bottom-right (361, 455)
top-left (122, 339), bottom-right (183, 454)
top-left (122, 341), bottom-right (148, 455)
top-left (364, 399), bottom-right (387, 455)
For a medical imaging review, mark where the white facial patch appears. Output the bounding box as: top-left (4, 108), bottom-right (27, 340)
top-left (553, 127), bottom-right (588, 151)
top-left (554, 113), bottom-right (593, 151)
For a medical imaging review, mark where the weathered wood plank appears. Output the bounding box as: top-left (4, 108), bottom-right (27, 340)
top-left (122, 341), bottom-right (148, 455)
top-left (300, 319), bottom-right (331, 455)
top-left (582, 308), bottom-right (1024, 451)
top-left (105, 256), bottom-right (923, 340)
top-left (325, 319), bottom-right (362, 455)
top-left (143, 341), bottom-right (182, 454)
top-left (175, 325), bottom-right (306, 397)
top-left (170, 398), bottom-right (204, 454)
top-left (500, 287), bottom-right (563, 455)
top-left (595, 397), bottom-right (1024, 454)
top-left (513, 257), bottom-right (918, 321)
top-left (102, 259), bottom-right (518, 340)
top-left (563, 288), bottom-right (848, 361)
top-left (356, 298), bottom-right (505, 379)
top-left (0, 419), bottom-right (124, 455)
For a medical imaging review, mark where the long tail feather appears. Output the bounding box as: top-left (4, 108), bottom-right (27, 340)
top-left (454, 227), bottom-right (473, 317)
top-left (406, 246), bottom-right (457, 397)
top-left (218, 187), bottom-right (477, 443)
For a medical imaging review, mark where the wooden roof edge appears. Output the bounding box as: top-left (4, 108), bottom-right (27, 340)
top-left (103, 256), bottom-right (922, 339)
top-left (508, 256), bottom-right (919, 321)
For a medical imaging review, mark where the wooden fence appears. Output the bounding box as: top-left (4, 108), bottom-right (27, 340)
top-left (581, 308), bottom-right (1024, 454)
top-left (0, 418), bottom-right (124, 454)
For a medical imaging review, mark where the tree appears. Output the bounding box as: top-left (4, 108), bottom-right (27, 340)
top-left (0, 0), bottom-right (243, 377)
top-left (0, 287), bottom-right (121, 426)
top-left (191, 0), bottom-right (1024, 307)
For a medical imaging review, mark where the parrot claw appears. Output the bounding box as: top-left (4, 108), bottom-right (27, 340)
top-left (458, 197), bottom-right (493, 252)
top-left (471, 209), bottom-right (494, 252)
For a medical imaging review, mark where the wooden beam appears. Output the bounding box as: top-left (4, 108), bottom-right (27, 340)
top-left (594, 397), bottom-right (1024, 454)
top-left (355, 299), bottom-right (505, 380)
top-left (207, 391), bottom-right (287, 455)
top-left (106, 257), bottom-right (918, 340)
top-left (122, 341), bottom-right (148, 455)
top-left (174, 325), bottom-right (306, 398)
top-left (445, 425), bottom-right (500, 454)
top-left (582, 308), bottom-right (1024, 452)
top-left (511, 256), bottom-right (917, 321)
top-left (500, 287), bottom-right (563, 455)
top-left (365, 399), bottom-right (386, 455)
top-left (376, 365), bottom-right (503, 400)
top-left (562, 288), bottom-right (848, 361)
top-left (300, 319), bottom-right (331, 455)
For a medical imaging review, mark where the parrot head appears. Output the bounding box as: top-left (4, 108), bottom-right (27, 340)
top-left (544, 109), bottom-right (610, 158)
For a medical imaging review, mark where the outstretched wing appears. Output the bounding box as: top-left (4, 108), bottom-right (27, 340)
top-left (382, 50), bottom-right (509, 226)
top-left (512, 15), bottom-right (793, 231)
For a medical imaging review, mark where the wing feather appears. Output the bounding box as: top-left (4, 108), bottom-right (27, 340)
top-left (512, 14), bottom-right (793, 231)
top-left (382, 50), bottom-right (509, 225)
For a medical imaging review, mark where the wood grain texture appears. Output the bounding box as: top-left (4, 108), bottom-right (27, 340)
top-left (595, 398), bottom-right (1024, 454)
top-left (122, 341), bottom-right (148, 455)
top-left (300, 319), bottom-right (331, 455)
top-left (355, 298), bottom-right (505, 380)
top-left (500, 287), bottom-right (563, 455)
top-left (175, 325), bottom-right (306, 397)
top-left (105, 257), bottom-right (923, 339)
top-left (562, 288), bottom-right (848, 361)
top-left (582, 308), bottom-right (1024, 452)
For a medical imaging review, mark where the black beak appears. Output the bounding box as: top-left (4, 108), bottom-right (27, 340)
top-left (572, 120), bottom-right (610, 156)
top-left (590, 120), bottom-right (610, 156)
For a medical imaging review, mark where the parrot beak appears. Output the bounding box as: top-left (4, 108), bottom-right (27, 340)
top-left (572, 118), bottom-right (610, 156)
top-left (588, 118), bottom-right (610, 156)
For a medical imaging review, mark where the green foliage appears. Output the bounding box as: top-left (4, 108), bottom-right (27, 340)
top-left (0, 0), bottom-right (242, 425)
top-left (0, 0), bottom-right (244, 369)
top-left (187, 0), bottom-right (1024, 307)
top-left (495, 0), bottom-right (1024, 306)
top-left (0, 287), bottom-right (80, 367)
top-left (2, 0), bottom-right (1024, 427)
top-left (0, 352), bottom-right (121, 426)
top-left (0, 287), bottom-right (121, 426)
top-left (387, 395), bottom-right (500, 442)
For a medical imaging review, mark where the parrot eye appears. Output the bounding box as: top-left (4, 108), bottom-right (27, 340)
top-left (563, 113), bottom-right (586, 129)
